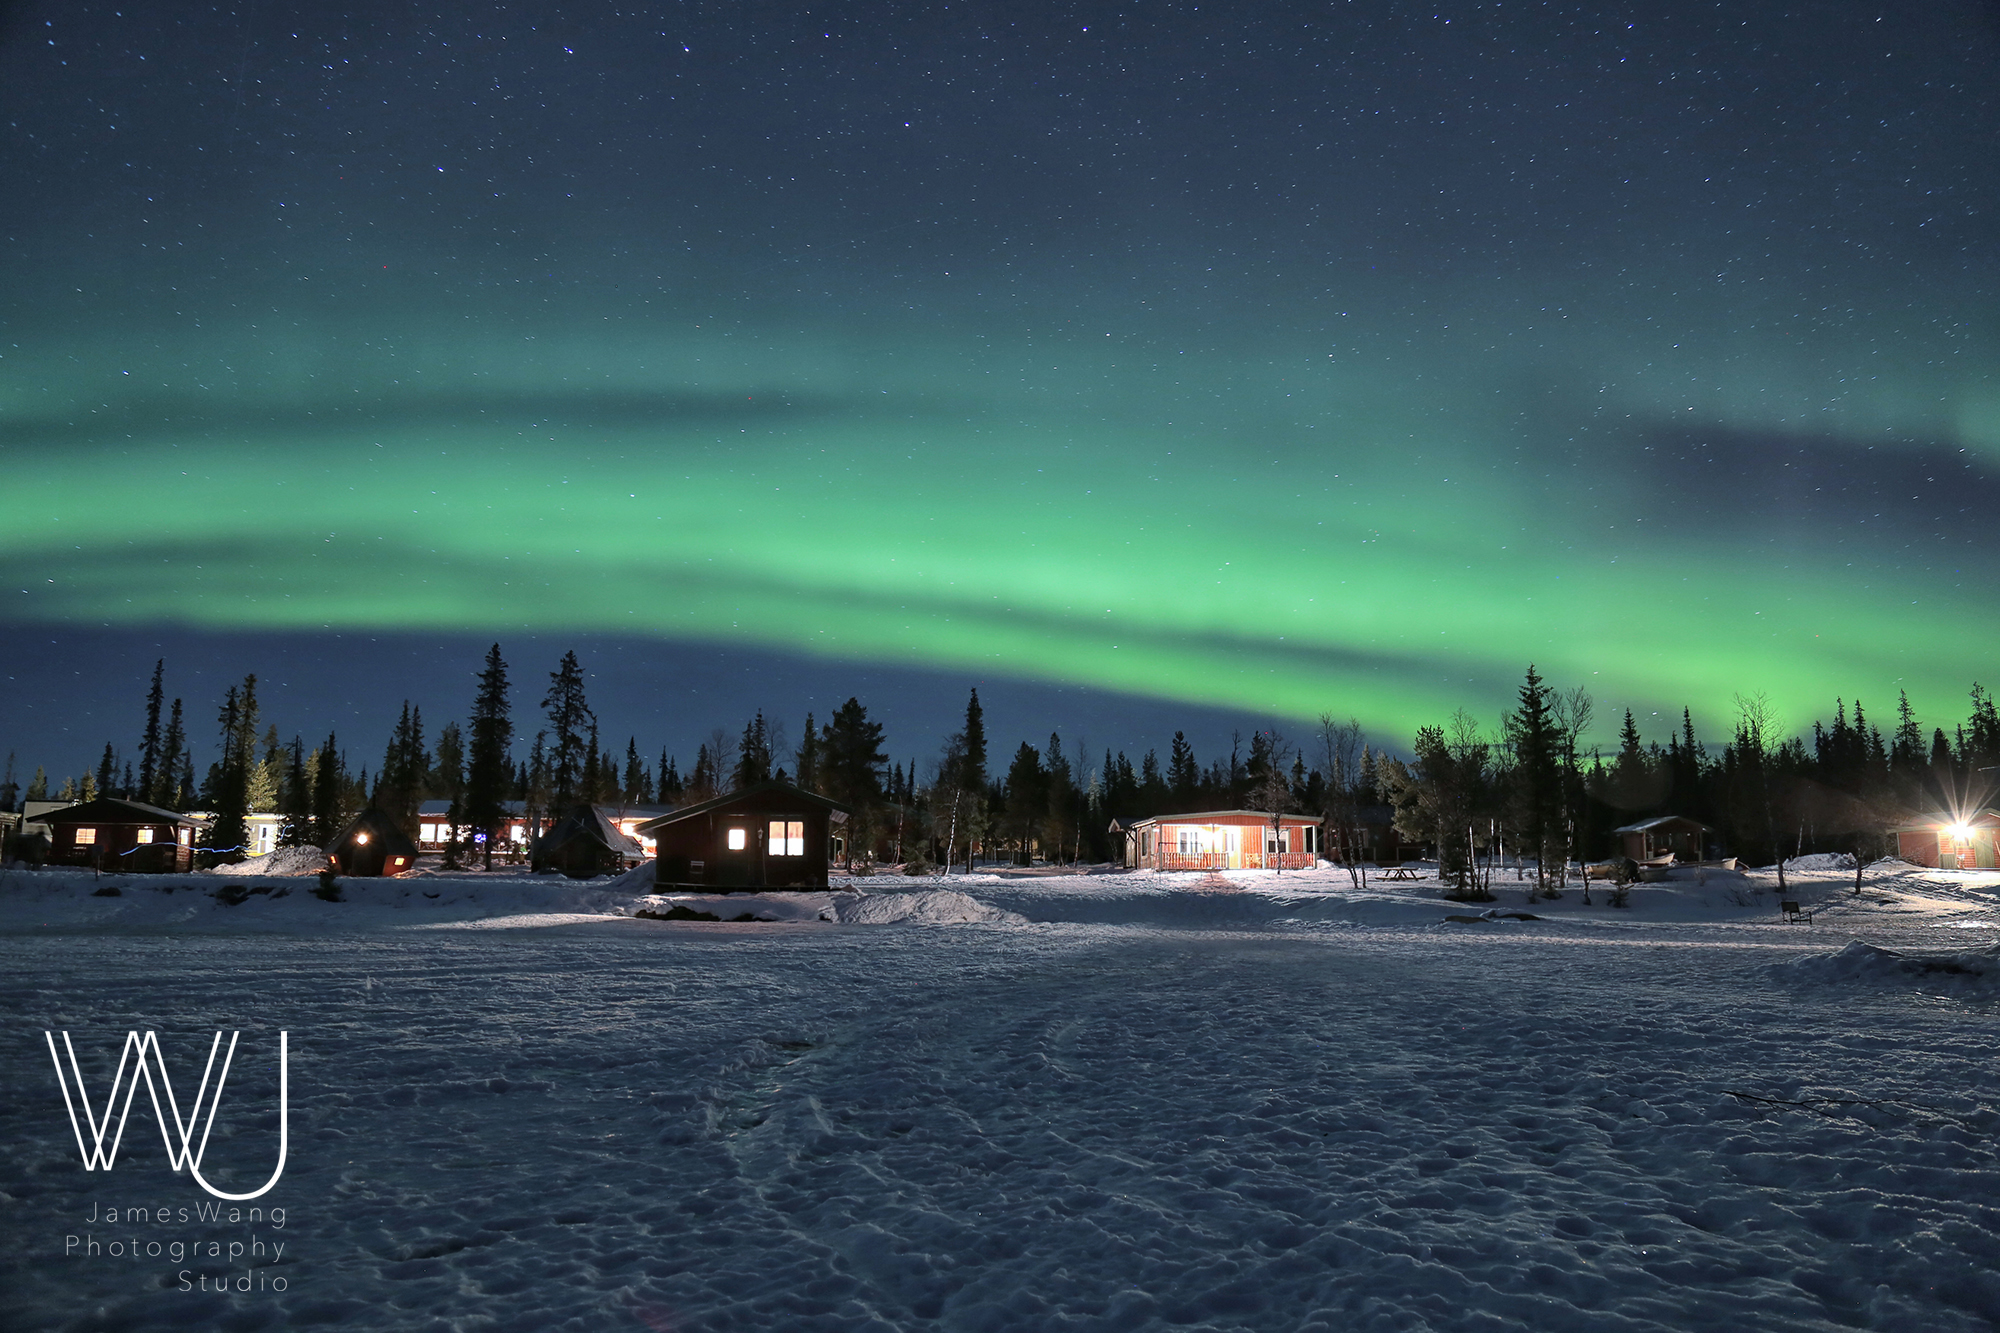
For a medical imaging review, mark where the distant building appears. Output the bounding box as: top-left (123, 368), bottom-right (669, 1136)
top-left (1889, 810), bottom-right (2000, 870)
top-left (533, 804), bottom-right (645, 879)
top-left (1610, 815), bottom-right (1712, 863)
top-left (635, 782), bottom-right (850, 893)
top-left (415, 799), bottom-right (675, 857)
top-left (1114, 810), bottom-right (1322, 871)
top-left (35, 798), bottom-right (203, 873)
top-left (327, 805), bottom-right (419, 877)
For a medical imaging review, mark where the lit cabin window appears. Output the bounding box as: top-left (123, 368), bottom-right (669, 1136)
top-left (177, 828), bottom-right (191, 845)
top-left (74, 827), bottom-right (97, 845)
top-left (726, 827), bottom-right (747, 851)
top-left (420, 822), bottom-right (439, 842)
top-left (1175, 827), bottom-right (1203, 855)
top-left (356, 832), bottom-right (370, 845)
top-left (769, 820), bottom-right (804, 856)
top-left (136, 828), bottom-right (155, 844)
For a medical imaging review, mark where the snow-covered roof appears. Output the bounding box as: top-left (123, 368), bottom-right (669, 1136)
top-left (633, 780), bottom-right (850, 834)
top-left (1611, 815), bottom-right (1711, 834)
top-left (1123, 809), bottom-right (1323, 830)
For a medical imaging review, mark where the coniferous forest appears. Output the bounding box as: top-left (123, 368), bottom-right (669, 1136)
top-left (4, 649), bottom-right (1995, 874)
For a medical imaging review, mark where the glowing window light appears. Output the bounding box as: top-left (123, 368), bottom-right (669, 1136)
top-left (356, 832), bottom-right (370, 845)
top-left (726, 828), bottom-right (748, 851)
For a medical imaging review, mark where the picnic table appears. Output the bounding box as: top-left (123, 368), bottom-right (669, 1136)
top-left (1380, 866), bottom-right (1423, 882)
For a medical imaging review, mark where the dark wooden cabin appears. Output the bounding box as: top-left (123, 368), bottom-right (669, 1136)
top-left (38, 799), bottom-right (202, 873)
top-left (533, 804), bottom-right (645, 879)
top-left (634, 782), bottom-right (851, 893)
top-left (1611, 815), bottom-right (1712, 863)
top-left (326, 805), bottom-right (419, 877)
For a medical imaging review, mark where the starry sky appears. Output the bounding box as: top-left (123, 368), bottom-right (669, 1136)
top-left (3, 1), bottom-right (1998, 779)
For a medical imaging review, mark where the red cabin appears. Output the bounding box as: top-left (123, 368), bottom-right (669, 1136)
top-left (1115, 810), bottom-right (1322, 871)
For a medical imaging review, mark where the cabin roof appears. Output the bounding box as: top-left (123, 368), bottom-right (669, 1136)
top-left (35, 798), bottom-right (203, 827)
top-left (1887, 808), bottom-right (2000, 833)
top-left (633, 780), bottom-right (851, 835)
top-left (537, 804), bottom-right (644, 856)
top-left (1610, 815), bottom-right (1712, 834)
top-left (1123, 809), bottom-right (1323, 830)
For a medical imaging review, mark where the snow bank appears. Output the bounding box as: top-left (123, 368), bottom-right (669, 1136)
top-left (1779, 939), bottom-right (2000, 989)
top-left (830, 889), bottom-right (1026, 926)
top-left (206, 845), bottom-right (331, 876)
top-left (1784, 851), bottom-right (1858, 872)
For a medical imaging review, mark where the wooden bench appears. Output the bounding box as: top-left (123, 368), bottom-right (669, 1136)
top-left (1380, 866), bottom-right (1422, 882)
top-left (1781, 900), bottom-right (1814, 924)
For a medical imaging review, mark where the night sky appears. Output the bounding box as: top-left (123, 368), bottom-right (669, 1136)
top-left (3, 2), bottom-right (1997, 781)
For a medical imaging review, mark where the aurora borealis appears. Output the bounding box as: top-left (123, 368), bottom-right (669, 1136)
top-left (3, 2), bottom-right (1997, 771)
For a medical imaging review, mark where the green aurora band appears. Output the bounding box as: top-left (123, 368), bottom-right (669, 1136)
top-left (4, 253), bottom-right (1996, 745)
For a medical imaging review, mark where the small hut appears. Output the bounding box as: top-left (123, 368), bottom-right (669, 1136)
top-left (36, 798), bottom-right (202, 873)
top-left (533, 805), bottom-right (645, 879)
top-left (1889, 810), bottom-right (2000, 869)
top-left (1610, 815), bottom-right (1711, 864)
top-left (635, 782), bottom-right (851, 892)
top-left (326, 805), bottom-right (419, 877)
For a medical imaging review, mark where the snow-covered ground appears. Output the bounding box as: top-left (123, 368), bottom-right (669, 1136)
top-left (2, 859), bottom-right (1996, 1331)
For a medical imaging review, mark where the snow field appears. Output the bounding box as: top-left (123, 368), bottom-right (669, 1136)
top-left (1, 862), bottom-right (1996, 1331)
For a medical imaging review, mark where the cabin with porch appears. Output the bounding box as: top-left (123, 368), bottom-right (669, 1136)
top-left (1889, 809), bottom-right (2000, 869)
top-left (1114, 810), bottom-right (1323, 871)
top-left (635, 781), bottom-right (851, 892)
top-left (1610, 815), bottom-right (1712, 864)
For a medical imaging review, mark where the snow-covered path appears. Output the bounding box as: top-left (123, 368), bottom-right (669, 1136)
top-left (4, 904), bottom-right (1997, 1332)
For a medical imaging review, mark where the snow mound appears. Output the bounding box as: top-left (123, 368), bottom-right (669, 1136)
top-left (1784, 852), bottom-right (1857, 872)
top-left (606, 859), bottom-right (658, 894)
top-left (831, 889), bottom-right (1027, 926)
top-left (206, 845), bottom-right (331, 876)
top-left (1781, 940), bottom-right (2000, 988)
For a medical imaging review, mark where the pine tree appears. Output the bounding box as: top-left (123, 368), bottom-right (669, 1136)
top-left (465, 644), bottom-right (515, 869)
top-left (542, 652), bottom-right (594, 810)
top-left (1167, 732), bottom-right (1198, 806)
top-left (823, 698), bottom-right (887, 867)
top-left (96, 744), bottom-right (118, 801)
top-left (27, 766), bottom-right (49, 801)
top-left (203, 678), bottom-right (259, 859)
top-left (794, 713), bottom-right (820, 792)
top-left (137, 659), bottom-right (166, 802)
top-left (620, 738), bottom-right (645, 802)
top-left (311, 733), bottom-right (345, 847)
top-left (1045, 733), bottom-right (1077, 864)
top-left (0, 753), bottom-right (17, 812)
top-left (1503, 664), bottom-right (1561, 896)
top-left (279, 737), bottom-right (312, 847)
top-left (154, 699), bottom-right (187, 808)
top-left (658, 751), bottom-right (683, 802)
top-left (734, 712), bottom-right (773, 789)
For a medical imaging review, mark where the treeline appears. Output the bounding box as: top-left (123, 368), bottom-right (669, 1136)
top-left (3, 650), bottom-right (1993, 877)
top-left (1375, 668), bottom-right (2000, 901)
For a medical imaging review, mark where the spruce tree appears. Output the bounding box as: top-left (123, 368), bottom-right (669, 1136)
top-left (542, 652), bottom-right (594, 809)
top-left (137, 659), bottom-right (165, 803)
top-left (0, 753), bottom-right (17, 812)
top-left (96, 744), bottom-right (118, 801)
top-left (1503, 664), bottom-right (1561, 896)
top-left (154, 699), bottom-right (187, 808)
top-left (734, 711), bottom-right (773, 788)
top-left (795, 713), bottom-right (820, 792)
top-left (279, 737), bottom-right (312, 847)
top-left (623, 738), bottom-right (647, 802)
top-left (465, 644), bottom-right (515, 869)
top-left (823, 698), bottom-right (887, 867)
top-left (311, 733), bottom-right (345, 848)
